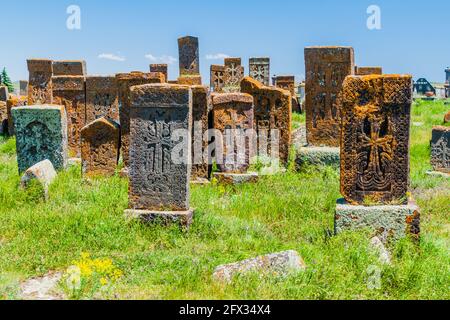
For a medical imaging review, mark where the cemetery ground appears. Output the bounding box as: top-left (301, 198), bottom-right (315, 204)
top-left (0, 101), bottom-right (448, 300)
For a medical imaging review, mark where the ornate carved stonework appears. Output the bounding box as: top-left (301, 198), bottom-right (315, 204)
top-left (178, 36), bottom-right (200, 76)
top-left (27, 59), bottom-right (53, 105)
top-left (223, 58), bottom-right (244, 93)
top-left (128, 84), bottom-right (192, 211)
top-left (340, 74), bottom-right (413, 205)
top-left (191, 85), bottom-right (209, 181)
top-left (430, 126), bottom-right (450, 173)
top-left (210, 65), bottom-right (225, 93)
top-left (249, 57), bottom-right (270, 86)
top-left (305, 46), bottom-right (355, 147)
top-left (86, 76), bottom-right (119, 124)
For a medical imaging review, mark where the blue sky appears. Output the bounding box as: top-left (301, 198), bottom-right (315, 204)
top-left (1, 0), bottom-right (449, 83)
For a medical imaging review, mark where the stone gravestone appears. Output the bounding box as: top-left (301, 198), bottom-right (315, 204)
top-left (355, 66), bottom-right (382, 76)
top-left (304, 46), bottom-right (355, 147)
top-left (0, 102), bottom-right (6, 135)
top-left (190, 85), bottom-right (209, 182)
top-left (275, 75), bottom-right (302, 113)
top-left (249, 57), bottom-right (270, 86)
top-left (0, 86), bottom-right (8, 101)
top-left (430, 126), bottom-right (449, 175)
top-left (6, 96), bottom-right (27, 135)
top-left (27, 59), bottom-right (53, 105)
top-left (85, 76), bottom-right (119, 124)
top-left (241, 76), bottom-right (292, 166)
top-left (116, 72), bottom-right (165, 169)
top-left (124, 83), bottom-right (194, 227)
top-left (52, 60), bottom-right (87, 76)
top-left (211, 93), bottom-right (257, 184)
top-left (223, 58), bottom-right (244, 93)
top-left (12, 105), bottom-right (68, 173)
top-left (178, 36), bottom-right (201, 85)
top-left (20, 81), bottom-right (28, 96)
top-left (52, 75), bottom-right (86, 157)
top-left (80, 117), bottom-right (120, 178)
top-left (335, 74), bottom-right (419, 243)
top-left (210, 65), bottom-right (225, 93)
top-left (150, 64), bottom-right (168, 82)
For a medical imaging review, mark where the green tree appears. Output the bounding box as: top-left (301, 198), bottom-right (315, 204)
top-left (1, 68), bottom-right (14, 93)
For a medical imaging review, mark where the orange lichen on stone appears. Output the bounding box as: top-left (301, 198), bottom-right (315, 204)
top-left (27, 59), bottom-right (53, 105)
top-left (177, 75), bottom-right (202, 86)
top-left (6, 95), bottom-right (27, 135)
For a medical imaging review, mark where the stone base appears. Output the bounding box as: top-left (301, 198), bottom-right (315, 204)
top-left (125, 209), bottom-right (194, 228)
top-left (213, 172), bottom-right (259, 185)
top-left (426, 170), bottom-right (450, 178)
top-left (296, 145), bottom-right (340, 168)
top-left (190, 178), bottom-right (211, 185)
top-left (335, 199), bottom-right (420, 243)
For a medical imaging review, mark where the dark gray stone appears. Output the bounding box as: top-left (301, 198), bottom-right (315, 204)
top-left (249, 57), bottom-right (270, 86)
top-left (430, 126), bottom-right (449, 174)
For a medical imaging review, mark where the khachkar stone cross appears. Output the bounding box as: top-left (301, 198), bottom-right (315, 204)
top-left (304, 46), bottom-right (355, 147)
top-left (52, 75), bottom-right (86, 157)
top-left (150, 64), bottom-right (168, 82)
top-left (249, 57), bottom-right (270, 86)
top-left (241, 76), bottom-right (292, 166)
top-left (81, 117), bottom-right (120, 178)
top-left (27, 59), bottom-right (54, 105)
top-left (116, 72), bottom-right (165, 170)
top-left (210, 65), bottom-right (225, 93)
top-left (335, 74), bottom-right (420, 243)
top-left (85, 76), bottom-right (119, 124)
top-left (430, 126), bottom-right (449, 176)
top-left (52, 60), bottom-right (87, 76)
top-left (125, 83), bottom-right (194, 227)
top-left (223, 58), bottom-right (244, 93)
top-left (12, 105), bottom-right (68, 173)
top-left (177, 36), bottom-right (202, 85)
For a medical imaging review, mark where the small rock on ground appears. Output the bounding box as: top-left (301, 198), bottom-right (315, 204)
top-left (20, 272), bottom-right (65, 300)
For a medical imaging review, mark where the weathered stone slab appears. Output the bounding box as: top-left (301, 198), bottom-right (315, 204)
top-left (81, 117), bottom-right (120, 178)
top-left (178, 36), bottom-right (200, 76)
top-left (212, 172), bottom-right (259, 185)
top-left (177, 75), bottom-right (202, 86)
top-left (223, 58), bottom-right (244, 93)
top-left (52, 60), bottom-right (86, 76)
top-left (128, 83), bottom-right (192, 212)
top-left (274, 76), bottom-right (295, 97)
top-left (6, 96), bottom-right (27, 135)
top-left (249, 57), bottom-right (270, 86)
top-left (85, 76), bottom-right (119, 124)
top-left (20, 80), bottom-right (28, 96)
top-left (335, 199), bottom-right (420, 243)
top-left (12, 105), bottom-right (68, 173)
top-left (0, 86), bottom-right (8, 101)
top-left (340, 74), bottom-right (413, 205)
top-left (150, 64), bottom-right (168, 82)
top-left (0, 102), bottom-right (7, 135)
top-left (191, 85), bottom-right (209, 181)
top-left (124, 209), bottom-right (193, 228)
top-left (430, 126), bottom-right (449, 173)
top-left (116, 72), bottom-right (165, 168)
top-left (355, 66), bottom-right (383, 76)
top-left (211, 93), bottom-right (254, 173)
top-left (210, 65), bottom-right (225, 93)
top-left (304, 46), bottom-right (355, 147)
top-left (213, 250), bottom-right (306, 283)
top-left (27, 59), bottom-right (53, 105)
top-left (52, 75), bottom-right (86, 157)
top-left (241, 77), bottom-right (292, 165)
top-left (20, 159), bottom-right (57, 199)
top-left (296, 146), bottom-right (340, 168)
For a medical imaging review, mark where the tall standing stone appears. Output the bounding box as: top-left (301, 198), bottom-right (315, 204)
top-left (125, 84), bottom-right (193, 226)
top-left (304, 46), bottom-right (355, 147)
top-left (52, 60), bottom-right (87, 76)
top-left (340, 74), bottom-right (413, 205)
top-left (0, 86), bottom-right (8, 101)
top-left (223, 58), bottom-right (244, 93)
top-left (12, 105), bottom-right (68, 173)
top-left (241, 77), bottom-right (292, 166)
top-left (430, 126), bottom-right (449, 174)
top-left (211, 93), bottom-right (254, 173)
top-left (52, 75), bottom-right (86, 157)
top-left (178, 36), bottom-right (200, 76)
top-left (249, 57), bottom-right (270, 86)
top-left (210, 65), bottom-right (225, 93)
top-left (150, 64), bottom-right (168, 82)
top-left (85, 76), bottom-right (119, 124)
top-left (116, 72), bottom-right (165, 168)
top-left (355, 66), bottom-right (382, 76)
top-left (81, 117), bottom-right (120, 178)
top-left (191, 85), bottom-right (209, 181)
top-left (27, 59), bottom-right (53, 105)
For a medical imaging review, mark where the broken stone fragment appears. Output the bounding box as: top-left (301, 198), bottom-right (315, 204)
top-left (20, 159), bottom-right (57, 199)
top-left (213, 250), bottom-right (306, 283)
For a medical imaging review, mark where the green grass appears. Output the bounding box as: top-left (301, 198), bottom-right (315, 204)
top-left (0, 102), bottom-right (449, 300)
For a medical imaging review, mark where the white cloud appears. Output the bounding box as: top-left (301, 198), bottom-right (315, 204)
top-left (205, 53), bottom-right (230, 60)
top-left (145, 54), bottom-right (177, 65)
top-left (98, 53), bottom-right (126, 62)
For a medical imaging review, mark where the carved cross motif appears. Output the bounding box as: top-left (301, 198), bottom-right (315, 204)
top-left (143, 120), bottom-right (173, 174)
top-left (214, 71), bottom-right (224, 88)
top-left (227, 63), bottom-right (242, 85)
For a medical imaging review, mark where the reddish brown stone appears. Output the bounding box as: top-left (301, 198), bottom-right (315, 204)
top-left (211, 93), bottom-right (254, 173)
top-left (27, 59), bottom-right (53, 105)
top-left (223, 58), bottom-right (244, 93)
top-left (210, 65), bottom-right (225, 93)
top-left (177, 75), bottom-right (202, 86)
top-left (241, 77), bottom-right (292, 165)
top-left (85, 76), bottom-right (119, 124)
top-left (444, 111), bottom-right (450, 123)
top-left (191, 85), bottom-right (209, 181)
top-left (275, 76), bottom-right (296, 97)
top-left (149, 64), bottom-right (168, 82)
top-left (305, 46), bottom-right (355, 147)
top-left (6, 96), bottom-right (27, 135)
top-left (355, 66), bottom-right (383, 76)
top-left (116, 72), bottom-right (165, 167)
top-left (178, 36), bottom-right (200, 76)
top-left (53, 60), bottom-right (86, 76)
top-left (81, 117), bottom-right (120, 178)
top-left (52, 76), bottom-right (86, 157)
top-left (430, 126), bottom-right (450, 173)
top-left (340, 74), bottom-right (413, 205)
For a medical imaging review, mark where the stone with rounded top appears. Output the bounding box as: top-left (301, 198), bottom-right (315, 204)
top-left (20, 159), bottom-right (57, 200)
